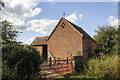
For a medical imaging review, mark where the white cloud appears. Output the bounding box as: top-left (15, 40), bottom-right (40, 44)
top-left (0, 0), bottom-right (41, 31)
top-left (79, 14), bottom-right (83, 20)
top-left (65, 13), bottom-right (78, 24)
top-left (29, 19), bottom-right (59, 34)
top-left (110, 19), bottom-right (120, 27)
top-left (65, 13), bottom-right (83, 24)
top-left (107, 16), bottom-right (116, 22)
top-left (107, 16), bottom-right (120, 27)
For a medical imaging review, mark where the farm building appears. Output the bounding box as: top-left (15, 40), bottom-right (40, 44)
top-left (31, 17), bottom-right (96, 62)
top-left (31, 36), bottom-right (49, 61)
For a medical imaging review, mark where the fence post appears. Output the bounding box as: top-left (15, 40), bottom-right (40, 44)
top-left (54, 58), bottom-right (56, 64)
top-left (66, 57), bottom-right (68, 64)
top-left (71, 58), bottom-right (73, 72)
top-left (49, 57), bottom-right (52, 69)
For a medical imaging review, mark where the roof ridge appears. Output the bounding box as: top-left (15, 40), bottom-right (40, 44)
top-left (36, 36), bottom-right (49, 38)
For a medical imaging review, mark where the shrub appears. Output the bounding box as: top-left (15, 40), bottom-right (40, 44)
top-left (86, 54), bottom-right (118, 78)
top-left (70, 54), bottom-right (118, 79)
top-left (75, 62), bottom-right (87, 74)
top-left (2, 43), bottom-right (43, 80)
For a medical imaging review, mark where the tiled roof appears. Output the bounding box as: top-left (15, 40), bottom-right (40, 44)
top-left (66, 20), bottom-right (96, 42)
top-left (31, 36), bottom-right (49, 46)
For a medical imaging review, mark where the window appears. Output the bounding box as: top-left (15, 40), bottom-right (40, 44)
top-left (61, 22), bottom-right (65, 28)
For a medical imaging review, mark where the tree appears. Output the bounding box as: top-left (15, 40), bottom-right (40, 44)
top-left (113, 26), bottom-right (120, 54)
top-left (1, 20), bottom-right (19, 44)
top-left (94, 25), bottom-right (117, 54)
top-left (117, 26), bottom-right (120, 54)
top-left (0, 0), bottom-right (4, 10)
top-left (1, 20), bottom-right (43, 79)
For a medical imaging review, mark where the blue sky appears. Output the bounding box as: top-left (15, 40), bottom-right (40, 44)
top-left (0, 1), bottom-right (118, 44)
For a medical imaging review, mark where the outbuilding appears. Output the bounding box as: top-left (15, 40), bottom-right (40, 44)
top-left (31, 17), bottom-right (96, 62)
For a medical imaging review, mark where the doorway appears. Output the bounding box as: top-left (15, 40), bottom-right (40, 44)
top-left (42, 45), bottom-right (47, 61)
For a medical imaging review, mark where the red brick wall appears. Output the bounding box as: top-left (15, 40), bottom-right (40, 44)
top-left (47, 18), bottom-right (83, 59)
top-left (83, 36), bottom-right (96, 61)
top-left (35, 46), bottom-right (43, 56)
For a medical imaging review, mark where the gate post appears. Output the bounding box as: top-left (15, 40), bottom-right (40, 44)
top-left (54, 57), bottom-right (56, 64)
top-left (49, 57), bottom-right (52, 69)
top-left (71, 58), bottom-right (73, 72)
top-left (66, 57), bottom-right (68, 64)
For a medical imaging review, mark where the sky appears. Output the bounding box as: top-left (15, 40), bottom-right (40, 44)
top-left (0, 0), bottom-right (119, 44)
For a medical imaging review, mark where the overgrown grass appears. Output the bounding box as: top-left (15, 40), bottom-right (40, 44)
top-left (70, 54), bottom-right (119, 79)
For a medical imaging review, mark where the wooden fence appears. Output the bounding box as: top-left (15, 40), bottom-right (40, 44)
top-left (40, 57), bottom-right (75, 78)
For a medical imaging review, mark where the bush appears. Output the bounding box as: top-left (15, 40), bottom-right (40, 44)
top-left (70, 54), bottom-right (118, 79)
top-left (75, 62), bottom-right (87, 74)
top-left (87, 54), bottom-right (118, 78)
top-left (2, 43), bottom-right (43, 80)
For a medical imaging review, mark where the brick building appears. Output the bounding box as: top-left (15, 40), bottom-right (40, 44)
top-left (31, 17), bottom-right (96, 62)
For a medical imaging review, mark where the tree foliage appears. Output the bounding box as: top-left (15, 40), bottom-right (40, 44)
top-left (2, 44), bottom-right (42, 80)
top-left (1, 20), bottom-right (43, 80)
top-left (0, 0), bottom-right (4, 10)
top-left (1, 20), bottom-right (19, 44)
top-left (114, 26), bottom-right (120, 54)
top-left (94, 25), bottom-right (119, 54)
